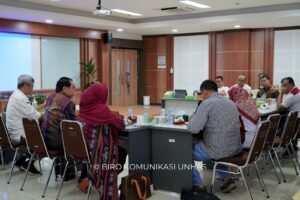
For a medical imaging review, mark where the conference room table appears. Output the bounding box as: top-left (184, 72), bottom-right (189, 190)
top-left (118, 107), bottom-right (288, 193)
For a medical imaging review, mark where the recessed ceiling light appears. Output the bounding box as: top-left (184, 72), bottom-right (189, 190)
top-left (111, 9), bottom-right (142, 16)
top-left (179, 0), bottom-right (211, 8)
top-left (172, 29), bottom-right (179, 33)
top-left (45, 19), bottom-right (53, 23)
top-left (234, 25), bottom-right (241, 28)
top-left (117, 28), bottom-right (124, 32)
top-left (51, 0), bottom-right (60, 2)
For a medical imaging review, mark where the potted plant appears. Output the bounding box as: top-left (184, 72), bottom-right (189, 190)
top-left (35, 94), bottom-right (47, 105)
top-left (80, 58), bottom-right (97, 90)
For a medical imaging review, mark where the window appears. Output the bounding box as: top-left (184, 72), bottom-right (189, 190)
top-left (0, 32), bottom-right (80, 91)
top-left (174, 35), bottom-right (209, 95)
top-left (274, 29), bottom-right (300, 86)
top-left (41, 37), bottom-right (80, 89)
top-left (0, 33), bottom-right (40, 90)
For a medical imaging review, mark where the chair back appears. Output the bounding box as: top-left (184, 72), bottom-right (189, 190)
top-left (263, 114), bottom-right (281, 151)
top-left (247, 120), bottom-right (270, 164)
top-left (0, 113), bottom-right (13, 149)
top-left (280, 111), bottom-right (298, 146)
top-left (60, 120), bottom-right (90, 163)
top-left (293, 118), bottom-right (300, 140)
top-left (22, 118), bottom-right (49, 157)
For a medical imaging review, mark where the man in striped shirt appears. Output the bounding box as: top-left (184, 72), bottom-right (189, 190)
top-left (188, 80), bottom-right (242, 193)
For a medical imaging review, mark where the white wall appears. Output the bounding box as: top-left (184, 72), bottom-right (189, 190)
top-left (174, 35), bottom-right (209, 95)
top-left (274, 29), bottom-right (300, 86)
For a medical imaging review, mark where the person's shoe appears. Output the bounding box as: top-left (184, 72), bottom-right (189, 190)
top-left (15, 156), bottom-right (26, 167)
top-left (78, 178), bottom-right (90, 193)
top-left (192, 185), bottom-right (207, 193)
top-left (220, 178), bottom-right (237, 193)
top-left (21, 162), bottom-right (40, 175)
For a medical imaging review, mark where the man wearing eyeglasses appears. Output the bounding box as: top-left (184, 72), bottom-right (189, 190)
top-left (6, 74), bottom-right (41, 174)
top-left (215, 76), bottom-right (229, 97)
top-left (188, 80), bottom-right (242, 193)
top-left (6, 75), bottom-right (41, 142)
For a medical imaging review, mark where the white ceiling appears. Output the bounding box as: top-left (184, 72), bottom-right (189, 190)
top-left (0, 0), bottom-right (300, 39)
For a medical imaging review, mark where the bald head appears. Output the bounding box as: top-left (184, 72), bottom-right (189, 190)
top-left (237, 75), bottom-right (246, 87)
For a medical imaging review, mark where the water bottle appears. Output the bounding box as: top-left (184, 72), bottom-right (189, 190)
top-left (32, 97), bottom-right (37, 109)
top-left (160, 108), bottom-right (165, 116)
top-left (127, 106), bottom-right (133, 117)
top-left (143, 108), bottom-right (149, 124)
top-left (167, 110), bottom-right (173, 125)
top-left (261, 93), bottom-right (266, 101)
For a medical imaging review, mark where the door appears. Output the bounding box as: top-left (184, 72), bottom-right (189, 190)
top-left (111, 49), bottom-right (138, 106)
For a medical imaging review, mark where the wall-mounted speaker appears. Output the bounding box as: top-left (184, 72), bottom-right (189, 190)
top-left (103, 32), bottom-right (112, 44)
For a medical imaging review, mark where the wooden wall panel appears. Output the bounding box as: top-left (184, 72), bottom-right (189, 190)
top-left (0, 18), bottom-right (104, 39)
top-left (216, 30), bottom-right (251, 87)
top-left (250, 30), bottom-right (265, 88)
top-left (80, 39), bottom-right (101, 90)
top-left (143, 36), bottom-right (169, 104)
top-left (100, 42), bottom-right (110, 86)
top-left (144, 37), bottom-right (158, 104)
top-left (166, 35), bottom-right (174, 90)
top-left (264, 28), bottom-right (275, 80)
top-left (209, 32), bottom-right (217, 80)
top-left (212, 29), bottom-right (273, 89)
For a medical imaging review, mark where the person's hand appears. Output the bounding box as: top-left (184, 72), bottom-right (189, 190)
top-left (36, 103), bottom-right (45, 111)
top-left (219, 90), bottom-right (226, 96)
top-left (266, 98), bottom-right (272, 105)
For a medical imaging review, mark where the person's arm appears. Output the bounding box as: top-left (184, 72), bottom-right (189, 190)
top-left (278, 93), bottom-right (294, 111)
top-left (256, 89), bottom-right (262, 98)
top-left (247, 85), bottom-right (252, 95)
top-left (18, 98), bottom-right (41, 120)
top-left (64, 102), bottom-right (77, 120)
top-left (111, 116), bottom-right (125, 130)
top-left (272, 89), bottom-right (280, 99)
top-left (187, 101), bottom-right (209, 134)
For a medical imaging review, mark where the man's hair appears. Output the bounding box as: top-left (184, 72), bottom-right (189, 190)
top-left (200, 80), bottom-right (218, 92)
top-left (281, 77), bottom-right (295, 85)
top-left (260, 74), bottom-right (270, 80)
top-left (56, 77), bottom-right (73, 93)
top-left (17, 75), bottom-right (34, 89)
top-left (215, 76), bottom-right (224, 81)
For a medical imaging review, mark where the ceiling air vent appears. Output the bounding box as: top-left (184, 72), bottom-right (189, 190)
top-left (160, 6), bottom-right (195, 14)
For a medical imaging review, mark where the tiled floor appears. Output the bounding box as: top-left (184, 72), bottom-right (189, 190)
top-left (0, 152), bottom-right (300, 200)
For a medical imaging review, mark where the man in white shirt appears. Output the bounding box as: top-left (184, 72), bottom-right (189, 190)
top-left (6, 75), bottom-right (41, 142)
top-left (277, 77), bottom-right (300, 117)
top-left (215, 76), bottom-right (229, 96)
top-left (230, 75), bottom-right (252, 95)
top-left (277, 77), bottom-right (300, 151)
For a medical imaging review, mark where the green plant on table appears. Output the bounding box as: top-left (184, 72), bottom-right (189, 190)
top-left (35, 94), bottom-right (47, 105)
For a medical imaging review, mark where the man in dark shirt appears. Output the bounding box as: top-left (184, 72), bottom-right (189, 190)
top-left (42, 77), bottom-right (76, 150)
top-left (257, 74), bottom-right (279, 99)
